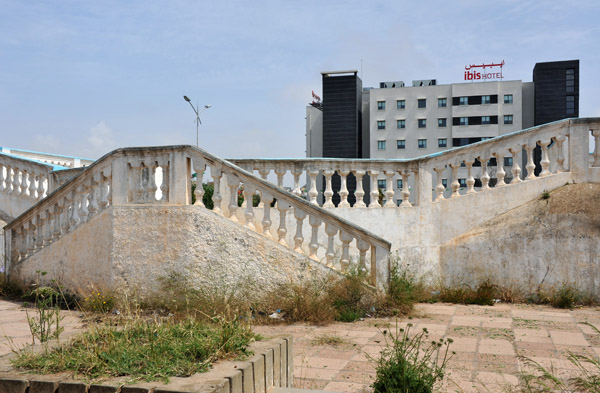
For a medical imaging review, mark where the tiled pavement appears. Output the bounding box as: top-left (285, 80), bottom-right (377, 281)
top-left (254, 303), bottom-right (600, 393)
top-left (1, 300), bottom-right (599, 392)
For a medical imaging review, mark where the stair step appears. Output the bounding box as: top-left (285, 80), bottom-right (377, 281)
top-left (270, 388), bottom-right (342, 393)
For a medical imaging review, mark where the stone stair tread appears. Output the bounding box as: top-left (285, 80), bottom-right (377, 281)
top-left (270, 388), bottom-right (342, 393)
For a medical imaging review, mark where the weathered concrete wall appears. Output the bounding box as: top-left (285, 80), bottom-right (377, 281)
top-left (9, 204), bottom-right (338, 297)
top-left (110, 205), bottom-right (335, 298)
top-left (439, 183), bottom-right (600, 293)
top-left (9, 209), bottom-right (113, 293)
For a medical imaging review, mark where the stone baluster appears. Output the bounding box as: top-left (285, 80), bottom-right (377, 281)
top-left (292, 169), bottom-right (303, 196)
top-left (41, 210), bottom-right (51, 246)
top-left (28, 171), bottom-right (37, 199)
top-left (338, 170), bottom-right (350, 208)
top-left (339, 231), bottom-right (353, 273)
top-left (211, 167), bottom-right (223, 214)
top-left (354, 170), bottom-right (367, 208)
top-left (193, 159), bottom-right (206, 207)
top-left (449, 164), bottom-right (460, 197)
top-left (357, 239), bottom-right (370, 274)
top-left (52, 204), bottom-right (62, 239)
top-left (508, 147), bottom-right (522, 183)
top-left (434, 167), bottom-right (445, 201)
top-left (325, 223), bottom-right (338, 267)
top-left (59, 198), bottom-right (70, 234)
top-left (593, 130), bottom-right (600, 167)
top-left (158, 159), bottom-right (170, 202)
top-left (11, 167), bottom-right (21, 195)
top-left (32, 216), bottom-right (40, 251)
top-left (261, 191), bottom-right (273, 238)
top-left (493, 153), bottom-right (506, 186)
top-left (293, 208), bottom-right (306, 253)
top-left (16, 226), bottom-right (26, 260)
top-left (401, 170), bottom-right (412, 206)
top-left (243, 185), bottom-right (256, 230)
top-left (96, 172), bottom-right (107, 210)
top-left (0, 164), bottom-right (5, 192)
top-left (275, 168), bottom-right (286, 190)
top-left (37, 174), bottom-right (46, 200)
top-left (555, 135), bottom-right (567, 172)
top-left (477, 157), bottom-right (489, 190)
top-left (258, 169), bottom-right (270, 208)
top-left (147, 161), bottom-right (158, 202)
top-left (524, 143), bottom-right (536, 180)
top-left (464, 160), bottom-right (476, 193)
top-left (383, 171), bottom-right (395, 208)
top-left (78, 184), bottom-right (89, 223)
top-left (277, 200), bottom-right (290, 245)
top-left (23, 222), bottom-right (32, 255)
top-left (538, 139), bottom-right (552, 177)
top-left (308, 169), bottom-right (319, 205)
top-left (368, 170), bottom-right (381, 208)
top-left (308, 215), bottom-right (321, 260)
top-left (322, 170), bottom-right (335, 208)
top-left (5, 166), bottom-right (13, 193)
top-left (20, 170), bottom-right (28, 196)
top-left (69, 192), bottom-right (80, 228)
top-left (88, 179), bottom-right (99, 218)
top-left (227, 174), bottom-right (240, 221)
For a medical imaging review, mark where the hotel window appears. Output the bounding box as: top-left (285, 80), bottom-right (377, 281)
top-left (418, 139), bottom-right (427, 149)
top-left (438, 118), bottom-right (447, 127)
top-left (504, 94), bottom-right (513, 104)
top-left (377, 120), bottom-right (386, 130)
top-left (438, 98), bottom-right (447, 107)
top-left (438, 138), bottom-right (447, 148)
top-left (377, 179), bottom-right (386, 189)
top-left (396, 179), bottom-right (403, 189)
top-left (504, 157), bottom-right (513, 167)
top-left (397, 99), bottom-right (405, 109)
top-left (418, 119), bottom-right (427, 128)
top-left (377, 101), bottom-right (386, 110)
top-left (418, 98), bottom-right (426, 108)
top-left (482, 116), bottom-right (491, 124)
top-left (459, 96), bottom-right (468, 105)
top-left (397, 139), bottom-right (406, 149)
top-left (566, 95), bottom-right (575, 115)
top-left (481, 95), bottom-right (491, 104)
top-left (459, 117), bottom-right (469, 126)
top-left (442, 179), bottom-right (448, 188)
top-left (397, 119), bottom-right (406, 129)
top-left (458, 179), bottom-right (467, 188)
top-left (504, 115), bottom-right (513, 125)
top-left (566, 69), bottom-right (575, 93)
top-left (378, 140), bottom-right (386, 150)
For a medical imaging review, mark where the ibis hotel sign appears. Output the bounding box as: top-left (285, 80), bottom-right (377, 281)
top-left (464, 60), bottom-right (505, 81)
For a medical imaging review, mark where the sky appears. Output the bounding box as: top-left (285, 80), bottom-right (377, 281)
top-left (1, 0), bottom-right (599, 160)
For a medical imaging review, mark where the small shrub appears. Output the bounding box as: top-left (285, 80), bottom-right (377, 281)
top-left (82, 290), bottom-right (115, 313)
top-left (551, 284), bottom-right (580, 309)
top-left (541, 190), bottom-right (551, 200)
top-left (371, 323), bottom-right (454, 393)
top-left (438, 279), bottom-right (497, 306)
top-left (24, 285), bottom-right (64, 345)
top-left (329, 268), bottom-right (375, 322)
top-left (380, 264), bottom-right (427, 316)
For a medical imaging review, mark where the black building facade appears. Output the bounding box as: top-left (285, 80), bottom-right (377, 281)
top-left (533, 60), bottom-right (579, 125)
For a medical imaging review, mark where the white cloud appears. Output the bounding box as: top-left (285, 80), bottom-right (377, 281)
top-left (84, 122), bottom-right (117, 158)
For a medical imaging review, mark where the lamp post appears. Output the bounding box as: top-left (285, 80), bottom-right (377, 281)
top-left (183, 95), bottom-right (211, 146)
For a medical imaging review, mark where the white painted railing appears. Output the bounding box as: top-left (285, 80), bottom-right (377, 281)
top-left (5, 146), bottom-right (392, 290)
top-left (229, 118), bottom-right (600, 208)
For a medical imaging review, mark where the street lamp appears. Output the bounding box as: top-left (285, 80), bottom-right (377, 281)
top-left (183, 95), bottom-right (211, 146)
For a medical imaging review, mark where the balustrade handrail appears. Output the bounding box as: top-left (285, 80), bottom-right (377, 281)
top-left (0, 152), bottom-right (55, 173)
top-left (5, 145), bottom-right (392, 250)
top-left (186, 146), bottom-right (392, 250)
top-left (229, 118), bottom-right (598, 168)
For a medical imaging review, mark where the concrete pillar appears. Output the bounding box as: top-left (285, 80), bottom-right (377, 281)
top-left (568, 122), bottom-right (591, 183)
top-left (109, 156), bottom-right (129, 205)
top-left (168, 151), bottom-right (191, 205)
top-left (417, 163), bottom-right (433, 207)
